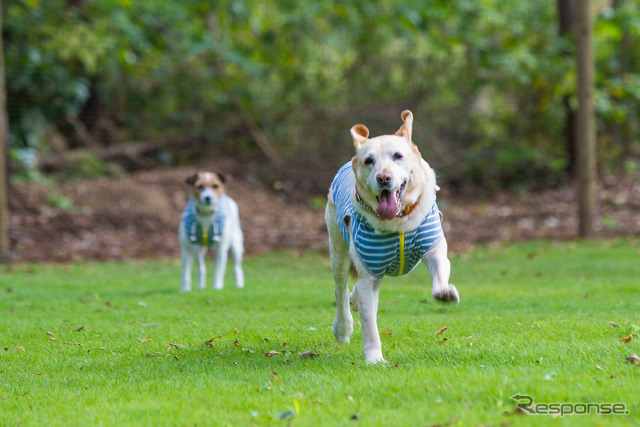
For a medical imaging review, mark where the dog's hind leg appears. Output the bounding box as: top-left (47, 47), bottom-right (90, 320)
top-left (330, 242), bottom-right (354, 343)
top-left (327, 206), bottom-right (354, 344)
top-left (349, 281), bottom-right (359, 312)
top-left (424, 239), bottom-right (459, 303)
top-left (231, 236), bottom-right (244, 288)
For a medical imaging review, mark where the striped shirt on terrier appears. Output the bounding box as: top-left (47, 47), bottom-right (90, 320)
top-left (181, 195), bottom-right (230, 247)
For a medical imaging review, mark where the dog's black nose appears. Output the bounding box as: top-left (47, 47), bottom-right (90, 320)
top-left (203, 196), bottom-right (212, 204)
top-left (376, 173), bottom-right (392, 186)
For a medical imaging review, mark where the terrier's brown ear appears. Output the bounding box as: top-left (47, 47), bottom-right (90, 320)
top-left (185, 173), bottom-right (198, 186)
top-left (215, 172), bottom-right (227, 184)
top-left (350, 124), bottom-right (370, 148)
top-left (394, 110), bottom-right (413, 142)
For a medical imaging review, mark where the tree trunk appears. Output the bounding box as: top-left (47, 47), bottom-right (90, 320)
top-left (0, 4), bottom-right (11, 263)
top-left (575, 0), bottom-right (597, 237)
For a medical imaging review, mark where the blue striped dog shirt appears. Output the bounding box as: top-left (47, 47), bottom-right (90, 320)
top-left (182, 195), bottom-right (230, 246)
top-left (331, 162), bottom-right (444, 278)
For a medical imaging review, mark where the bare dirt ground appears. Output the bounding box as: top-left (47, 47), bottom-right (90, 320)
top-left (7, 159), bottom-right (640, 263)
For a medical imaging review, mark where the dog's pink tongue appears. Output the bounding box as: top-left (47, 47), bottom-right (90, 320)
top-left (376, 190), bottom-right (398, 220)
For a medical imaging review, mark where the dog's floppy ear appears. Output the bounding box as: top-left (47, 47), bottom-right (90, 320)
top-left (394, 110), bottom-right (413, 142)
top-left (185, 173), bottom-right (198, 186)
top-left (215, 172), bottom-right (227, 184)
top-left (350, 124), bottom-right (369, 148)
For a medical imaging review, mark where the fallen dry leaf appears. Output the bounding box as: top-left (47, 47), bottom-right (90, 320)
top-left (438, 338), bottom-right (448, 344)
top-left (265, 350), bottom-right (280, 357)
top-left (299, 350), bottom-right (319, 359)
top-left (203, 336), bottom-right (222, 347)
top-left (104, 301), bottom-right (113, 308)
top-left (46, 331), bottom-right (55, 336)
top-left (620, 333), bottom-right (633, 344)
top-left (74, 326), bottom-right (85, 332)
top-left (63, 342), bottom-right (83, 347)
top-left (15, 346), bottom-right (25, 351)
top-left (138, 339), bottom-right (152, 343)
top-left (596, 365), bottom-right (603, 371)
top-left (513, 407), bottom-right (528, 415)
top-left (168, 343), bottom-right (184, 349)
top-left (435, 326), bottom-right (448, 336)
top-left (626, 353), bottom-right (640, 364)
top-left (609, 321), bottom-right (619, 328)
top-left (381, 329), bottom-right (394, 335)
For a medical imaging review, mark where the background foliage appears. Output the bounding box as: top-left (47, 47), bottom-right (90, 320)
top-left (4, 0), bottom-right (640, 188)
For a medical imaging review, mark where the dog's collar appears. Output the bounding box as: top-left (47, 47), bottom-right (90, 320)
top-left (355, 187), bottom-right (419, 219)
top-left (195, 204), bottom-right (218, 217)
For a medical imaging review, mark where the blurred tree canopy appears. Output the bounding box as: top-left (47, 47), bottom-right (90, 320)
top-left (3, 0), bottom-right (640, 188)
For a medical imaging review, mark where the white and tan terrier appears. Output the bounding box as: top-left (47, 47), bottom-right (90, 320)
top-left (179, 171), bottom-right (244, 291)
top-left (325, 110), bottom-right (459, 363)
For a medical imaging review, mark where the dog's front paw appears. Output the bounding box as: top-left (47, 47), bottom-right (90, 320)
top-left (364, 352), bottom-right (386, 364)
top-left (432, 284), bottom-right (460, 303)
top-left (332, 319), bottom-right (354, 343)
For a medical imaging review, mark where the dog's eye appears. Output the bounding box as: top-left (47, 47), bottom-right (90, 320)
top-left (212, 184), bottom-right (219, 189)
top-left (364, 157), bottom-right (375, 166)
top-left (393, 152), bottom-right (403, 160)
top-left (197, 185), bottom-right (204, 190)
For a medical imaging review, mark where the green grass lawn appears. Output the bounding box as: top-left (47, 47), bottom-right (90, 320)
top-left (1, 240), bottom-right (639, 426)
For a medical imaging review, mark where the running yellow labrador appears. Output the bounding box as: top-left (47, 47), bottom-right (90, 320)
top-left (325, 110), bottom-right (459, 363)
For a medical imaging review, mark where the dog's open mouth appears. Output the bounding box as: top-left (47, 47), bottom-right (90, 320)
top-left (376, 181), bottom-right (406, 220)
